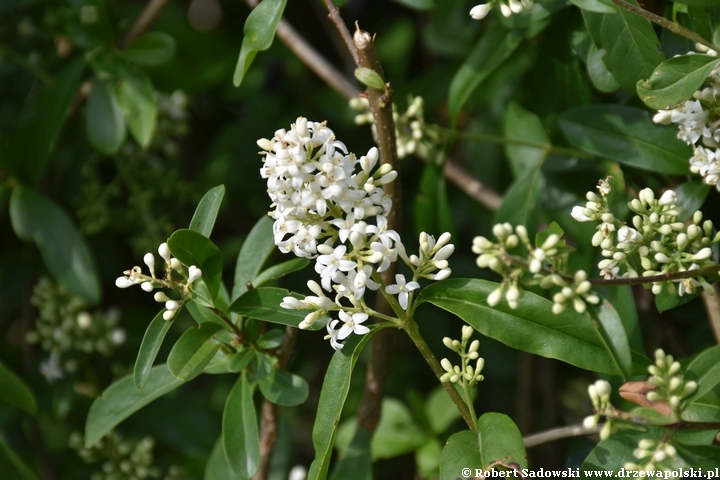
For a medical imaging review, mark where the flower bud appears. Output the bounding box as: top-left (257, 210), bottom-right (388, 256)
top-left (441, 358), bottom-right (453, 373)
top-left (141, 282), bottom-right (154, 292)
top-left (143, 253), bottom-right (155, 273)
top-left (487, 286), bottom-right (503, 307)
top-left (165, 300), bottom-right (180, 311)
top-left (154, 292), bottom-right (170, 303)
top-left (163, 310), bottom-right (176, 321)
top-left (583, 415), bottom-right (598, 429)
top-left (188, 265), bottom-right (202, 283)
top-left (462, 325), bottom-right (474, 341)
top-left (158, 243), bottom-right (172, 263)
top-left (170, 258), bottom-right (182, 271)
top-left (443, 337), bottom-right (453, 349)
top-left (658, 190), bottom-right (677, 206)
top-left (116, 277), bottom-right (134, 288)
top-left (693, 248), bottom-right (712, 261)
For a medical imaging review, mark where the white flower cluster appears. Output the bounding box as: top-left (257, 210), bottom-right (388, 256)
top-left (624, 439), bottom-right (684, 472)
top-left (652, 48), bottom-right (720, 190)
top-left (350, 95), bottom-right (439, 159)
top-left (472, 222), bottom-right (599, 314)
top-left (645, 349), bottom-right (697, 417)
top-left (572, 181), bottom-right (719, 296)
top-left (470, 0), bottom-right (533, 20)
top-left (261, 117), bottom-right (454, 350)
top-left (115, 242), bottom-right (202, 321)
top-left (439, 325), bottom-right (485, 386)
top-left (583, 379), bottom-right (616, 440)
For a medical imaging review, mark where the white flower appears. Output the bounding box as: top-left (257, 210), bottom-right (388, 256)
top-left (324, 319), bottom-right (344, 350)
top-left (617, 226), bottom-right (642, 244)
top-left (571, 206), bottom-right (592, 222)
top-left (337, 311), bottom-right (370, 339)
top-left (658, 190), bottom-right (677, 206)
top-left (470, 3), bottom-right (491, 19)
top-left (385, 274), bottom-right (421, 310)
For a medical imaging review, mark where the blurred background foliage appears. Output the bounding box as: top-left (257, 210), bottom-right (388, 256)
top-left (0, 0), bottom-right (718, 478)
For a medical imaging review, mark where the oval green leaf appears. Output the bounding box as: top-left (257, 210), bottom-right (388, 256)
top-left (675, 180), bottom-right (710, 222)
top-left (637, 54), bottom-right (720, 110)
top-left (252, 257), bottom-right (309, 288)
top-left (328, 428), bottom-right (372, 480)
top-left (685, 345), bottom-right (720, 401)
top-left (167, 323), bottom-right (225, 381)
top-left (190, 185), bottom-right (225, 238)
top-left (229, 287), bottom-right (326, 331)
top-left (114, 69), bottom-right (157, 148)
top-left (233, 216), bottom-right (275, 300)
top-left (205, 438), bottom-right (235, 480)
top-left (85, 365), bottom-right (184, 447)
top-left (168, 229), bottom-right (224, 300)
top-left (588, 300), bottom-right (632, 380)
top-left (258, 368), bottom-right (309, 406)
top-left (222, 374), bottom-right (260, 479)
top-left (10, 186), bottom-right (101, 304)
top-left (570, 0), bottom-right (617, 13)
top-left (233, 0), bottom-right (288, 87)
top-left (414, 279), bottom-right (624, 375)
top-left (86, 78), bottom-right (125, 155)
top-left (124, 32), bottom-right (177, 66)
top-left (307, 325), bottom-right (389, 480)
top-left (133, 309), bottom-right (173, 390)
top-left (559, 104), bottom-right (691, 174)
top-left (0, 362), bottom-right (37, 415)
top-left (228, 349), bottom-right (255, 373)
top-left (255, 328), bottom-right (285, 349)
top-left (354, 67), bottom-right (385, 90)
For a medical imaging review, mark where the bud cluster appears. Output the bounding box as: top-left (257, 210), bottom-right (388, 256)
top-left (262, 118), bottom-right (454, 350)
top-left (472, 222), bottom-right (599, 314)
top-left (115, 242), bottom-right (202, 321)
top-left (350, 95), bottom-right (440, 159)
top-left (572, 182), bottom-right (720, 296)
top-left (646, 349), bottom-right (698, 418)
top-left (583, 379), bottom-right (617, 440)
top-left (624, 439), bottom-right (685, 472)
top-left (440, 325), bottom-right (485, 386)
top-left (652, 47), bottom-right (720, 190)
top-left (469, 0), bottom-right (534, 20)
top-left (27, 277), bottom-right (125, 383)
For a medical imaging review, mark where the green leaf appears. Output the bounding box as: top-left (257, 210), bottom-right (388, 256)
top-left (114, 69), bottom-right (157, 148)
top-left (426, 386), bottom-right (461, 435)
top-left (588, 300), bottom-right (632, 380)
top-left (222, 373), bottom-right (260, 479)
top-left (581, 427), bottom-right (661, 472)
top-left (559, 105), bottom-right (691, 174)
top-left (682, 384), bottom-right (720, 422)
top-left (494, 166), bottom-right (543, 234)
top-left (10, 186), bottom-right (101, 304)
top-left (675, 443), bottom-right (720, 469)
top-left (654, 289), bottom-right (699, 313)
top-left (587, 44), bottom-right (621, 93)
top-left (440, 415), bottom-right (526, 479)
top-left (413, 163), bottom-right (456, 240)
top-left (328, 428), bottom-right (372, 480)
top-left (0, 440), bottom-right (39, 480)
top-left (677, 0), bottom-right (720, 7)
top-left (390, 0), bottom-right (434, 10)
top-left (569, 0), bottom-right (617, 13)
top-left (258, 368), bottom-right (309, 406)
top-left (186, 300), bottom-right (226, 327)
top-left (255, 328), bottom-right (285, 349)
top-left (582, 3), bottom-right (665, 93)
top-left (190, 185), bottom-right (226, 238)
top-left (3, 57), bottom-right (85, 183)
top-left (123, 32), bottom-right (176, 66)
top-left (204, 438), bottom-right (235, 480)
top-left (167, 323), bottom-right (225, 381)
top-left (86, 78), bottom-right (125, 155)
top-left (168, 229), bottom-right (224, 300)
top-left (233, 0), bottom-right (288, 87)
top-left (0, 362), bottom-right (36, 414)
top-left (503, 101), bottom-right (551, 176)
top-left (134, 310), bottom-right (173, 390)
top-left (414, 279), bottom-right (627, 375)
top-left (233, 216), bottom-right (275, 301)
top-left (307, 325), bottom-right (388, 480)
top-left (637, 54), bottom-right (720, 109)
top-left (228, 349), bottom-right (255, 373)
top-left (249, 351), bottom-right (273, 381)
top-left (685, 345), bottom-right (720, 401)
top-left (675, 180), bottom-right (710, 222)
top-left (448, 27), bottom-right (523, 125)
top-left (85, 365), bottom-right (184, 447)
top-left (252, 258), bottom-right (309, 288)
top-left (229, 287), bottom-right (325, 331)
top-left (371, 398), bottom-right (429, 459)
top-left (354, 67), bottom-right (385, 90)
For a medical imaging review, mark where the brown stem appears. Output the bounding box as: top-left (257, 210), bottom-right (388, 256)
top-left (120, 0), bottom-right (171, 48)
top-left (610, 0), bottom-right (718, 52)
top-left (523, 424), bottom-right (602, 448)
top-left (589, 263), bottom-right (720, 286)
top-left (351, 24), bottom-right (401, 435)
top-left (321, 0), bottom-right (359, 65)
top-left (256, 327), bottom-right (298, 480)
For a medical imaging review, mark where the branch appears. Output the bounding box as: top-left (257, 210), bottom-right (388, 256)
top-left (434, 156), bottom-right (503, 212)
top-left (610, 0), bottom-right (719, 52)
top-left (321, 0), bottom-right (359, 65)
top-left (700, 285), bottom-right (720, 344)
top-left (588, 263), bottom-right (720, 287)
top-left (352, 24), bottom-right (400, 435)
top-left (257, 327), bottom-right (298, 480)
top-left (119, 0), bottom-right (171, 48)
top-left (523, 424), bottom-right (601, 448)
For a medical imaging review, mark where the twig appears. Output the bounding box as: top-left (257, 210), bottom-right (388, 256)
top-left (589, 264), bottom-right (720, 286)
top-left (119, 0), bottom-right (171, 48)
top-left (257, 327), bottom-right (298, 480)
top-left (352, 24), bottom-right (400, 435)
top-left (321, 0), bottom-right (359, 65)
top-left (523, 423), bottom-right (601, 448)
top-left (610, 0), bottom-right (719, 52)
top-left (701, 285), bottom-right (720, 344)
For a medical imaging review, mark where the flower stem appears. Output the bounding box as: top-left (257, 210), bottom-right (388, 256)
top-left (403, 317), bottom-right (478, 431)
